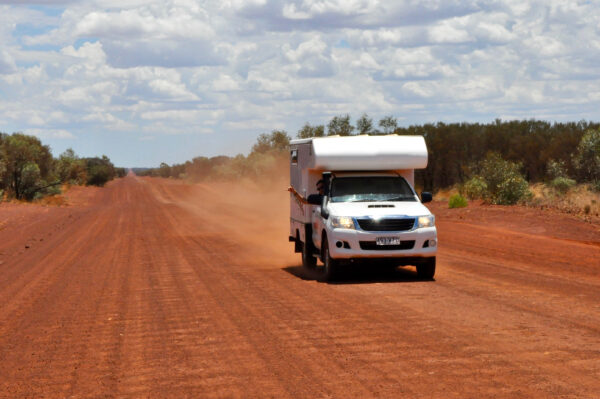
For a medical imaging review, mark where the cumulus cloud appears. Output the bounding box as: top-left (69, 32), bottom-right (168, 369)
top-left (102, 40), bottom-right (225, 68)
top-left (0, 50), bottom-right (17, 74)
top-left (283, 36), bottom-right (335, 77)
top-left (25, 128), bottom-right (75, 140)
top-left (212, 74), bottom-right (240, 91)
top-left (1, 0), bottom-right (600, 165)
top-left (72, 5), bottom-right (215, 42)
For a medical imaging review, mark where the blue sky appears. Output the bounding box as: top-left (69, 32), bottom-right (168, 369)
top-left (1, 0), bottom-right (599, 167)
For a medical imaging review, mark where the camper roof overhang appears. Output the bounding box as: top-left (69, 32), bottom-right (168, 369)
top-left (290, 135), bottom-right (428, 171)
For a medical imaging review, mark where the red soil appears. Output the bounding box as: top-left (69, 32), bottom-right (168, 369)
top-left (0, 176), bottom-right (598, 398)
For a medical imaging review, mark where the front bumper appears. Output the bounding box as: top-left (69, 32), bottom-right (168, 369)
top-left (327, 226), bottom-right (437, 259)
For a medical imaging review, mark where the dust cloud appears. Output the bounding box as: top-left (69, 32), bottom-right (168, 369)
top-left (153, 175), bottom-right (300, 269)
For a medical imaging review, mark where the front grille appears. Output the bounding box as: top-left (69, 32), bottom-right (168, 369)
top-left (359, 241), bottom-right (415, 250)
top-left (356, 218), bottom-right (415, 231)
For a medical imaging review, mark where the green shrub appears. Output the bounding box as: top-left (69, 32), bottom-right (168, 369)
top-left (46, 184), bottom-right (61, 196)
top-left (593, 180), bottom-right (600, 192)
top-left (85, 156), bottom-right (116, 186)
top-left (495, 175), bottom-right (531, 205)
top-left (56, 148), bottom-right (87, 185)
top-left (21, 163), bottom-right (42, 200)
top-left (573, 129), bottom-right (600, 182)
top-left (463, 177), bottom-right (488, 199)
top-left (87, 165), bottom-right (112, 186)
top-left (448, 194), bottom-right (468, 208)
top-left (546, 159), bottom-right (569, 180)
top-left (479, 152), bottom-right (531, 205)
top-left (549, 177), bottom-right (576, 194)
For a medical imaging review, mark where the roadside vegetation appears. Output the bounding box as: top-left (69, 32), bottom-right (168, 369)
top-left (0, 132), bottom-right (125, 202)
top-left (138, 130), bottom-right (290, 184)
top-left (448, 194), bottom-right (468, 209)
top-left (138, 116), bottom-right (600, 216)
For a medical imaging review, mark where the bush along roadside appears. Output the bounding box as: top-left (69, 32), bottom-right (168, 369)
top-left (448, 194), bottom-right (468, 208)
top-left (0, 132), bottom-right (125, 202)
top-left (461, 152), bottom-right (531, 205)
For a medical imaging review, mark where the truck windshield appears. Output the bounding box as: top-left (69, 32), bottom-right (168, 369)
top-left (329, 176), bottom-right (416, 203)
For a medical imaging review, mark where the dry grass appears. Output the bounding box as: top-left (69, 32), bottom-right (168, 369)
top-left (432, 183), bottom-right (599, 220)
top-left (528, 183), bottom-right (599, 218)
top-left (433, 187), bottom-right (460, 202)
top-left (36, 194), bottom-right (68, 206)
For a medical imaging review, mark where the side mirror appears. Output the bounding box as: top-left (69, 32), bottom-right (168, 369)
top-left (320, 196), bottom-right (329, 219)
top-left (307, 194), bottom-right (322, 205)
top-left (321, 172), bottom-right (331, 196)
top-left (421, 192), bottom-right (433, 203)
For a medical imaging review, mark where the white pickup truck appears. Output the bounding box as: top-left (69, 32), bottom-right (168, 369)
top-left (288, 135), bottom-right (437, 281)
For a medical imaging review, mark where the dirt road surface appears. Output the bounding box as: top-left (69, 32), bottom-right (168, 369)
top-left (1, 175), bottom-right (599, 398)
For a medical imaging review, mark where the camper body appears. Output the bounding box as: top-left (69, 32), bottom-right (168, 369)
top-left (289, 135), bottom-right (437, 280)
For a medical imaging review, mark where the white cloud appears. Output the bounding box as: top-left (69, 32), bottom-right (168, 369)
top-left (283, 36), bottom-right (335, 77)
top-left (73, 7), bottom-right (214, 40)
top-left (25, 128), bottom-right (76, 140)
top-left (140, 109), bottom-right (201, 121)
top-left (212, 74), bottom-right (240, 91)
top-left (148, 79), bottom-right (198, 100)
top-left (428, 21), bottom-right (471, 44)
top-left (524, 35), bottom-right (566, 57)
top-left (0, 50), bottom-right (17, 74)
top-left (350, 52), bottom-right (380, 70)
top-left (0, 0), bottom-right (599, 166)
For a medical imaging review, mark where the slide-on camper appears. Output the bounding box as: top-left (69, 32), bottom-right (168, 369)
top-left (289, 135), bottom-right (437, 281)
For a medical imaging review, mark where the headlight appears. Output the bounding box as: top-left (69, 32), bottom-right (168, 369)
top-left (417, 215), bottom-right (435, 228)
top-left (331, 216), bottom-right (355, 229)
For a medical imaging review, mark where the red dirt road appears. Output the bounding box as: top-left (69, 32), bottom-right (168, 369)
top-left (1, 176), bottom-right (599, 398)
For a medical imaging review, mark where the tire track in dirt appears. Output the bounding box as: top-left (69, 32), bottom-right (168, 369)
top-left (0, 180), bottom-right (135, 396)
top-left (151, 181), bottom-right (597, 398)
top-left (0, 176), bottom-right (599, 398)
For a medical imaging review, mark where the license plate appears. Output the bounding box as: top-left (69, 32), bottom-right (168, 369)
top-left (376, 237), bottom-right (401, 246)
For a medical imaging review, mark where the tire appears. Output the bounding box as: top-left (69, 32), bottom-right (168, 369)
top-left (417, 257), bottom-right (436, 280)
top-left (301, 238), bottom-right (317, 270)
top-left (321, 236), bottom-right (339, 282)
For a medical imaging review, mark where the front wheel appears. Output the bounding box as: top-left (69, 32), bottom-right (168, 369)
top-left (321, 236), bottom-right (339, 282)
top-left (417, 257), bottom-right (436, 280)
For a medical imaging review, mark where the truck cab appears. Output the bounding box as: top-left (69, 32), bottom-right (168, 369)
top-left (289, 135), bottom-right (437, 281)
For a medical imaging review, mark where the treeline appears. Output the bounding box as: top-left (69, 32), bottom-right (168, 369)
top-left (138, 130), bottom-right (291, 182)
top-left (399, 119), bottom-right (600, 191)
top-left (294, 115), bottom-right (600, 190)
top-left (142, 117), bottom-right (600, 196)
top-left (0, 132), bottom-right (125, 201)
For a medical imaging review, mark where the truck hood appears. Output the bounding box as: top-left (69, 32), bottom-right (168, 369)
top-left (326, 201), bottom-right (432, 218)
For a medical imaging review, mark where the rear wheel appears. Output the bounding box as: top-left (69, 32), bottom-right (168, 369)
top-left (301, 238), bottom-right (317, 270)
top-left (321, 236), bottom-right (339, 282)
top-left (417, 257), bottom-right (436, 280)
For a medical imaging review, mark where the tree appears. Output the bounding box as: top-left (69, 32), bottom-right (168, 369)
top-left (84, 155), bottom-right (116, 186)
top-left (0, 133), bottom-right (54, 199)
top-left (56, 148), bottom-right (87, 184)
top-left (297, 123), bottom-right (325, 139)
top-left (573, 128), bottom-right (600, 182)
top-left (0, 133), bottom-right (6, 195)
top-left (327, 114), bottom-right (354, 136)
top-left (477, 152), bottom-right (530, 205)
top-left (251, 130), bottom-right (291, 154)
top-left (158, 162), bottom-right (171, 178)
top-left (379, 115), bottom-right (397, 134)
top-left (356, 113), bottom-right (374, 135)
